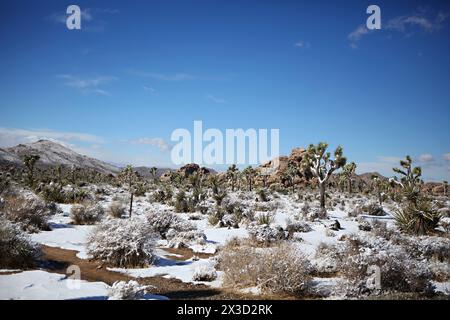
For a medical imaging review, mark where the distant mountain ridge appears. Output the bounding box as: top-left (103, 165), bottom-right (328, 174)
top-left (0, 140), bottom-right (394, 184)
top-left (0, 140), bottom-right (119, 175)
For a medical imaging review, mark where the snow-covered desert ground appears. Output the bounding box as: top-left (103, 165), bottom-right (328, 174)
top-left (1, 180), bottom-right (449, 300)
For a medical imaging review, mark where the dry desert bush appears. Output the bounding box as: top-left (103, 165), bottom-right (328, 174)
top-left (0, 217), bottom-right (41, 269)
top-left (218, 239), bottom-right (311, 296)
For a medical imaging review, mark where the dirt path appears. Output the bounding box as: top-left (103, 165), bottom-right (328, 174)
top-left (39, 245), bottom-right (264, 300)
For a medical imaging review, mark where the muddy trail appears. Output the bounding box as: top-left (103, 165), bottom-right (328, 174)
top-left (39, 245), bottom-right (276, 300)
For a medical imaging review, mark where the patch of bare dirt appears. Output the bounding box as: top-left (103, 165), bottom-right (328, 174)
top-left (39, 245), bottom-right (267, 300)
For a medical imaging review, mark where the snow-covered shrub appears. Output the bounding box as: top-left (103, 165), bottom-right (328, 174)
top-left (348, 205), bottom-right (363, 217)
top-left (219, 241), bottom-right (311, 296)
top-left (248, 224), bottom-right (287, 245)
top-left (166, 229), bottom-right (206, 248)
top-left (147, 210), bottom-right (195, 239)
top-left (174, 191), bottom-right (189, 213)
top-left (362, 203), bottom-right (386, 216)
top-left (1, 192), bottom-right (54, 232)
top-left (108, 280), bottom-right (153, 300)
top-left (329, 236), bottom-right (434, 296)
top-left (439, 217), bottom-right (450, 233)
top-left (286, 221), bottom-right (312, 236)
top-left (70, 203), bottom-right (104, 225)
top-left (399, 236), bottom-right (450, 264)
top-left (107, 201), bottom-right (126, 218)
top-left (370, 220), bottom-right (396, 240)
top-left (0, 217), bottom-right (41, 269)
top-left (87, 219), bottom-right (157, 267)
top-left (192, 265), bottom-right (218, 282)
top-left (313, 242), bottom-right (341, 274)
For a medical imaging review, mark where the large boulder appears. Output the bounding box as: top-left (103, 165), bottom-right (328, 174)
top-left (256, 148), bottom-right (308, 187)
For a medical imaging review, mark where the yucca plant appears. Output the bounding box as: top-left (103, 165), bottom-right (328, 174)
top-left (392, 156), bottom-right (441, 235)
top-left (393, 197), bottom-right (441, 235)
top-left (257, 188), bottom-right (269, 202)
top-left (174, 190), bottom-right (189, 213)
top-left (257, 212), bottom-right (274, 225)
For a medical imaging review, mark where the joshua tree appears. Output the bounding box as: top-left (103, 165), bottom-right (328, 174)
top-left (226, 164), bottom-right (239, 191)
top-left (258, 170), bottom-right (270, 189)
top-left (54, 165), bottom-right (63, 185)
top-left (392, 156), bottom-right (440, 235)
top-left (392, 155), bottom-right (423, 205)
top-left (301, 143), bottom-right (347, 210)
top-left (371, 175), bottom-right (387, 207)
top-left (150, 167), bottom-right (159, 185)
top-left (342, 162), bottom-right (357, 194)
top-left (393, 155), bottom-right (422, 189)
top-left (118, 165), bottom-right (140, 218)
top-left (443, 181), bottom-right (448, 197)
top-left (23, 154), bottom-right (40, 187)
top-left (208, 174), bottom-right (222, 195)
top-left (283, 164), bottom-right (299, 194)
top-left (242, 166), bottom-right (256, 192)
top-left (169, 171), bottom-right (183, 187)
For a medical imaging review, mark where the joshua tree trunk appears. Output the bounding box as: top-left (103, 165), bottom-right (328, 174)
top-left (319, 183), bottom-right (326, 209)
top-left (129, 192), bottom-right (133, 218)
top-left (348, 179), bottom-right (353, 194)
top-left (128, 181), bottom-right (133, 218)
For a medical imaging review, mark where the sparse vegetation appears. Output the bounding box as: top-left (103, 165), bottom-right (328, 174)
top-left (219, 240), bottom-right (311, 296)
top-left (1, 193), bottom-right (54, 232)
top-left (87, 219), bottom-right (157, 267)
top-left (0, 218), bottom-right (41, 269)
top-left (70, 203), bottom-right (104, 225)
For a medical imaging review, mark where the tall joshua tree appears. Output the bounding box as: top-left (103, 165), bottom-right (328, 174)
top-left (301, 143), bottom-right (347, 210)
top-left (150, 167), bottom-right (159, 185)
top-left (226, 164), bottom-right (239, 191)
top-left (242, 166), bottom-right (256, 192)
top-left (23, 154), bottom-right (40, 188)
top-left (342, 162), bottom-right (357, 194)
top-left (371, 175), bottom-right (387, 207)
top-left (118, 165), bottom-right (140, 218)
top-left (392, 155), bottom-right (422, 204)
top-left (283, 164), bottom-right (299, 194)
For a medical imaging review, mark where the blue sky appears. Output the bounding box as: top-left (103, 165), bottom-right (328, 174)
top-left (0, 0), bottom-right (449, 181)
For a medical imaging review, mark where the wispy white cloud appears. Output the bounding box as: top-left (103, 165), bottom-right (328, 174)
top-left (130, 138), bottom-right (171, 151)
top-left (128, 69), bottom-right (195, 81)
top-left (348, 10), bottom-right (450, 48)
top-left (57, 74), bottom-right (117, 95)
top-left (444, 153), bottom-right (450, 161)
top-left (418, 154), bottom-right (434, 162)
top-left (206, 94), bottom-right (226, 104)
top-left (47, 7), bottom-right (118, 33)
top-left (357, 156), bottom-right (401, 176)
top-left (348, 25), bottom-right (373, 48)
top-left (47, 9), bottom-right (93, 24)
top-left (386, 14), bottom-right (445, 33)
top-left (294, 41), bottom-right (311, 49)
top-left (0, 127), bottom-right (105, 148)
top-left (358, 154), bottom-right (449, 181)
top-left (143, 86), bottom-right (157, 94)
